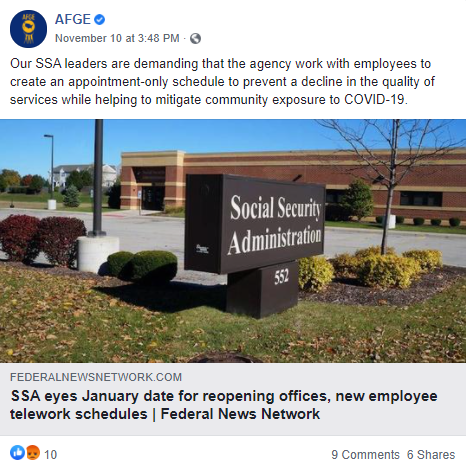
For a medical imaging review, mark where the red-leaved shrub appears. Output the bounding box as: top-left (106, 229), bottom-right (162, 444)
top-left (36, 217), bottom-right (87, 267)
top-left (0, 215), bottom-right (40, 263)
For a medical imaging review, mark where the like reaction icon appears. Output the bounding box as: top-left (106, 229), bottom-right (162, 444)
top-left (10, 445), bottom-right (25, 460)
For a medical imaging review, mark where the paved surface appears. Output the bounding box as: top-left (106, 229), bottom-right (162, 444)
top-left (1, 208), bottom-right (465, 284)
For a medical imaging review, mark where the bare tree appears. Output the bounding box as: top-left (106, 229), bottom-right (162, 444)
top-left (316, 119), bottom-right (465, 254)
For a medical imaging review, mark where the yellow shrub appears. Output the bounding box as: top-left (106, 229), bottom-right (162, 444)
top-left (332, 247), bottom-right (396, 279)
top-left (354, 246), bottom-right (396, 258)
top-left (298, 256), bottom-right (334, 292)
top-left (358, 254), bottom-right (421, 289)
top-left (402, 250), bottom-right (443, 273)
top-left (332, 253), bottom-right (360, 278)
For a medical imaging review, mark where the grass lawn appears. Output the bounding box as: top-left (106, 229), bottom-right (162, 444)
top-left (0, 193), bottom-right (97, 203)
top-left (0, 193), bottom-right (114, 213)
top-left (151, 207), bottom-right (186, 218)
top-left (1, 264), bottom-right (464, 363)
top-left (59, 206), bottom-right (118, 213)
top-left (326, 220), bottom-right (466, 235)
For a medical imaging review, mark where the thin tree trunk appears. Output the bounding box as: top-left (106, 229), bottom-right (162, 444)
top-left (381, 185), bottom-right (395, 254)
top-left (381, 119), bottom-right (400, 254)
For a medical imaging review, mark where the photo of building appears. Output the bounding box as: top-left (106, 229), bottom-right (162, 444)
top-left (1, 119), bottom-right (466, 365)
top-left (121, 148), bottom-right (466, 221)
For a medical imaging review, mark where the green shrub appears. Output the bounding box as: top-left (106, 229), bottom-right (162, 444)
top-left (449, 217), bottom-right (461, 227)
top-left (354, 246), bottom-right (395, 258)
top-left (331, 253), bottom-right (360, 278)
top-left (375, 216), bottom-right (383, 224)
top-left (358, 254), bottom-right (421, 289)
top-left (108, 182), bottom-right (121, 209)
top-left (413, 217), bottom-right (425, 226)
top-left (0, 175), bottom-right (6, 193)
top-left (402, 250), bottom-right (442, 273)
top-left (430, 218), bottom-right (441, 226)
top-left (29, 175), bottom-right (45, 194)
top-left (396, 215), bottom-right (405, 224)
top-left (66, 170), bottom-right (85, 191)
top-left (341, 178), bottom-right (374, 221)
top-left (107, 251), bottom-right (134, 279)
top-left (130, 250), bottom-right (178, 284)
top-left (8, 186), bottom-right (28, 194)
top-left (81, 170), bottom-right (93, 187)
top-left (63, 185), bottom-right (80, 207)
top-left (298, 256), bottom-right (334, 292)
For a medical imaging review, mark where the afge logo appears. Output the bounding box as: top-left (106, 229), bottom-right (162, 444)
top-left (10, 10), bottom-right (47, 48)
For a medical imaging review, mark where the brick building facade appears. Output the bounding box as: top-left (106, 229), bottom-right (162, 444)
top-left (120, 149), bottom-right (466, 221)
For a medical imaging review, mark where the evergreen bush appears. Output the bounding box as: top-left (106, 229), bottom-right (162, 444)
top-left (108, 182), bottom-right (121, 209)
top-left (130, 250), bottom-right (178, 284)
top-left (107, 251), bottom-right (134, 279)
top-left (341, 179), bottom-right (374, 221)
top-left (63, 185), bottom-right (80, 207)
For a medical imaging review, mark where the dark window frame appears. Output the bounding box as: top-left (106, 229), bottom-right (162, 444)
top-left (326, 189), bottom-right (346, 204)
top-left (399, 191), bottom-right (443, 207)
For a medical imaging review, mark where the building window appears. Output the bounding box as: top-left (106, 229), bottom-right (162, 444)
top-left (400, 191), bottom-right (443, 207)
top-left (326, 189), bottom-right (346, 204)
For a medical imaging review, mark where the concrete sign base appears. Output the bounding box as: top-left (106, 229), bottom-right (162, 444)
top-left (226, 261), bottom-right (298, 319)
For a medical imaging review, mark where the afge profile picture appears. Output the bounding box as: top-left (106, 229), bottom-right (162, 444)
top-left (10, 10), bottom-right (47, 48)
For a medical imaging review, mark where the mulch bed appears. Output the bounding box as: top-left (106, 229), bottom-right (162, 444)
top-left (299, 265), bottom-right (466, 306)
top-left (3, 259), bottom-right (465, 307)
top-left (0, 259), bottom-right (126, 288)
